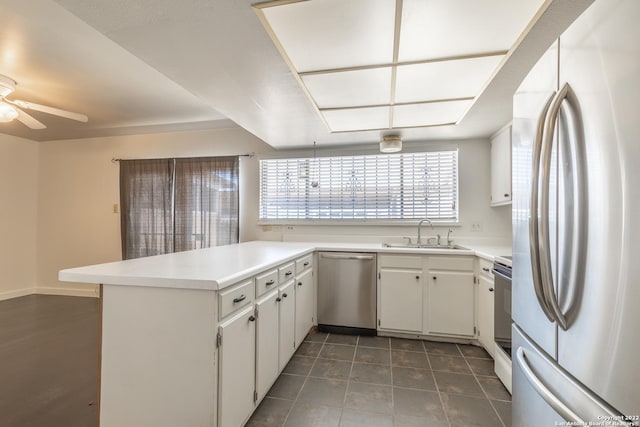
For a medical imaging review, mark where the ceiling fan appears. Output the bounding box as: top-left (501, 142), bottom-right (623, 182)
top-left (0, 74), bottom-right (88, 129)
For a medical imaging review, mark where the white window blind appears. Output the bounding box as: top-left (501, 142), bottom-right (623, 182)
top-left (259, 150), bottom-right (458, 222)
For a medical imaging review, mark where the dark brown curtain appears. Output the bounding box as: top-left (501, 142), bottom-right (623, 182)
top-left (119, 156), bottom-right (239, 260)
top-left (120, 159), bottom-right (174, 260)
top-left (174, 157), bottom-right (239, 252)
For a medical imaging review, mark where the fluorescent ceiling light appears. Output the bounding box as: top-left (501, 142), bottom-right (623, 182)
top-left (302, 67), bottom-right (392, 109)
top-left (256, 0), bottom-right (545, 133)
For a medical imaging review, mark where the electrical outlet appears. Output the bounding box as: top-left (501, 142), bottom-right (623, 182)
top-left (471, 222), bottom-right (482, 232)
top-left (112, 203), bottom-right (119, 214)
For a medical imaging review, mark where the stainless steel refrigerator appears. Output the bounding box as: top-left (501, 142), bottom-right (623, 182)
top-left (512, 0), bottom-right (640, 425)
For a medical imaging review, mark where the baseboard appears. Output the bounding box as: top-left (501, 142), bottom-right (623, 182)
top-left (36, 287), bottom-right (99, 298)
top-left (0, 287), bottom-right (36, 301)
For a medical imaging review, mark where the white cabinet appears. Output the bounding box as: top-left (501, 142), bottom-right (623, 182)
top-left (491, 123), bottom-right (512, 206)
top-left (255, 289), bottom-right (280, 402)
top-left (477, 274), bottom-right (496, 357)
top-left (426, 270), bottom-right (475, 336)
top-left (217, 305), bottom-right (256, 427)
top-left (278, 280), bottom-right (296, 371)
top-left (294, 268), bottom-right (314, 347)
top-left (378, 255), bottom-right (423, 332)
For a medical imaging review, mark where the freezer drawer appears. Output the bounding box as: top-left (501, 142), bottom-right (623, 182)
top-left (317, 252), bottom-right (376, 333)
top-left (512, 325), bottom-right (630, 427)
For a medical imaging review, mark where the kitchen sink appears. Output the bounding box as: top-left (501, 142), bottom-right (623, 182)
top-left (382, 243), bottom-right (470, 250)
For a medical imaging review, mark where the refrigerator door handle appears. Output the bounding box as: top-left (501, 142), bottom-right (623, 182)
top-left (538, 85), bottom-right (571, 330)
top-left (516, 346), bottom-right (584, 423)
top-left (529, 92), bottom-right (556, 322)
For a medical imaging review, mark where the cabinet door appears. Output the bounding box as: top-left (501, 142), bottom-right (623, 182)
top-left (255, 289), bottom-right (279, 402)
top-left (294, 268), bottom-right (314, 347)
top-left (427, 271), bottom-right (475, 336)
top-left (477, 275), bottom-right (496, 357)
top-left (278, 280), bottom-right (296, 371)
top-left (379, 268), bottom-right (422, 332)
top-left (491, 124), bottom-right (512, 206)
top-left (218, 305), bottom-right (256, 427)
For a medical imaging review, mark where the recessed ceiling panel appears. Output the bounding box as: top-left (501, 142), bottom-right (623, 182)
top-left (302, 67), bottom-right (392, 109)
top-left (261, 0), bottom-right (396, 72)
top-left (399, 0), bottom-right (545, 62)
top-left (395, 55), bottom-right (504, 103)
top-left (322, 106), bottom-right (390, 132)
top-left (393, 100), bottom-right (473, 128)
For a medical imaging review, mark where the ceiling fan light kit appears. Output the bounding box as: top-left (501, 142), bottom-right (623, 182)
top-left (0, 102), bottom-right (19, 122)
top-left (0, 73), bottom-right (88, 129)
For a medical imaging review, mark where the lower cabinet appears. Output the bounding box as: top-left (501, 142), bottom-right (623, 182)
top-left (379, 268), bottom-right (423, 332)
top-left (426, 270), bottom-right (475, 336)
top-left (476, 273), bottom-right (496, 357)
top-left (294, 268), bottom-right (314, 347)
top-left (255, 289), bottom-right (280, 402)
top-left (217, 305), bottom-right (256, 427)
top-left (278, 280), bottom-right (296, 371)
top-left (378, 254), bottom-right (475, 338)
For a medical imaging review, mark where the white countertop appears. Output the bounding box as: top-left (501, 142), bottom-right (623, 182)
top-left (59, 240), bottom-right (512, 291)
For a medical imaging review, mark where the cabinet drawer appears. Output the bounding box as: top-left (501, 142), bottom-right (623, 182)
top-left (255, 269), bottom-right (278, 297)
top-left (429, 256), bottom-right (474, 271)
top-left (478, 258), bottom-right (494, 279)
top-left (219, 280), bottom-right (254, 319)
top-left (379, 255), bottom-right (422, 269)
top-left (278, 262), bottom-right (295, 283)
top-left (295, 255), bottom-right (313, 274)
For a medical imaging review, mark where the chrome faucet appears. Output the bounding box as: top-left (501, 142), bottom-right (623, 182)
top-left (416, 219), bottom-right (433, 245)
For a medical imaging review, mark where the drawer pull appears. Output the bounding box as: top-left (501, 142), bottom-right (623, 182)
top-left (232, 294), bottom-right (247, 304)
top-left (297, 282), bottom-right (302, 287)
top-left (266, 280), bottom-right (275, 286)
top-left (282, 293), bottom-right (288, 298)
top-left (285, 271), bottom-right (292, 276)
top-left (303, 262), bottom-right (310, 267)
top-left (482, 267), bottom-right (491, 272)
top-left (276, 297), bottom-right (282, 302)
top-left (248, 315), bottom-right (256, 322)
top-left (489, 288), bottom-right (495, 292)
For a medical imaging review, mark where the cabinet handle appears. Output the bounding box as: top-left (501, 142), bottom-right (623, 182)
top-left (489, 288), bottom-right (495, 292)
top-left (276, 297), bottom-right (282, 302)
top-left (232, 294), bottom-right (246, 303)
top-left (504, 193), bottom-right (510, 197)
top-left (433, 276), bottom-right (437, 280)
top-left (297, 282), bottom-right (302, 287)
top-left (303, 262), bottom-right (310, 267)
top-left (282, 293), bottom-right (288, 298)
top-left (285, 271), bottom-right (292, 276)
top-left (248, 315), bottom-right (256, 322)
top-left (266, 280), bottom-right (275, 286)
top-left (482, 267), bottom-right (491, 272)
top-left (415, 275), bottom-right (420, 280)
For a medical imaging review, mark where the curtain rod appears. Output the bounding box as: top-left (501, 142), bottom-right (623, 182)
top-left (111, 153), bottom-right (255, 163)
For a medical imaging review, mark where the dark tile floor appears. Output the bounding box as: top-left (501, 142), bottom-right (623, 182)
top-left (247, 331), bottom-right (511, 427)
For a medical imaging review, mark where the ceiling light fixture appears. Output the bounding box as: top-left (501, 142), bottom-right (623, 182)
top-left (0, 102), bottom-right (19, 122)
top-left (380, 135), bottom-right (402, 153)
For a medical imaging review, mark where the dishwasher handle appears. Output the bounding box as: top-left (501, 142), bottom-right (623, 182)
top-left (320, 253), bottom-right (375, 261)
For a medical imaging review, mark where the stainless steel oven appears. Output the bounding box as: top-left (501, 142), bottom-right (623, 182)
top-left (493, 257), bottom-right (512, 358)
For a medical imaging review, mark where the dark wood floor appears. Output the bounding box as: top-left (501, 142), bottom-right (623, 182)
top-left (0, 294), bottom-right (99, 427)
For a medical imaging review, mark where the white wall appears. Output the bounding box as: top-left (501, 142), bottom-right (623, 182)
top-left (14, 126), bottom-right (510, 297)
top-left (0, 133), bottom-right (38, 300)
top-left (248, 139), bottom-right (512, 245)
top-left (36, 127), bottom-right (274, 295)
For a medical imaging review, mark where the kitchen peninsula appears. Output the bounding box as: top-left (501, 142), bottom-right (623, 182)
top-left (59, 240), bottom-right (509, 427)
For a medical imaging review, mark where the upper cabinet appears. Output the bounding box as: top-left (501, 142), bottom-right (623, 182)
top-left (490, 123), bottom-right (512, 206)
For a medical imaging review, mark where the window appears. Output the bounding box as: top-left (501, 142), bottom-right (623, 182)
top-left (259, 150), bottom-right (458, 222)
top-left (120, 156), bottom-right (239, 260)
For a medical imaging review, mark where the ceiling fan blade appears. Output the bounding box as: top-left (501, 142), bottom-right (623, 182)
top-left (12, 99), bottom-right (88, 122)
top-left (15, 107), bottom-right (46, 129)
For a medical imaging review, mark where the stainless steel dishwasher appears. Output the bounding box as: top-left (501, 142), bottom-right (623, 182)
top-left (317, 252), bottom-right (377, 335)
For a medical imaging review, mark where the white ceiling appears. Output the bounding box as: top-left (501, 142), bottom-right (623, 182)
top-left (0, 0), bottom-right (593, 147)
